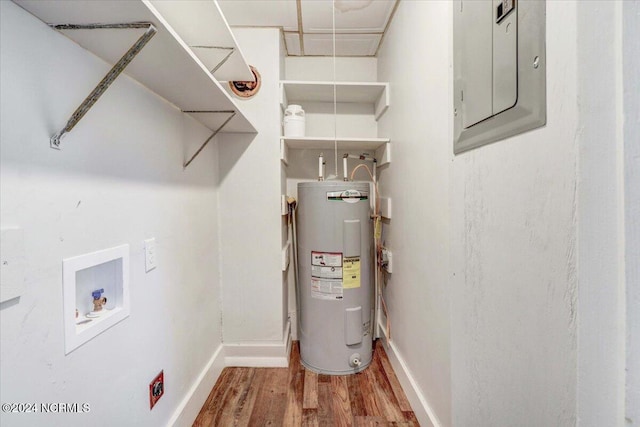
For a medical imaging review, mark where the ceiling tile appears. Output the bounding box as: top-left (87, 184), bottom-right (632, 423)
top-left (284, 32), bottom-right (302, 56)
top-left (218, 0), bottom-right (398, 57)
top-left (217, 0), bottom-right (298, 32)
top-left (303, 33), bottom-right (381, 56)
top-left (301, 0), bottom-right (395, 33)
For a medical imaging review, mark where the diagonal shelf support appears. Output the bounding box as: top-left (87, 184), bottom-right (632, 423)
top-left (49, 22), bottom-right (157, 150)
top-left (182, 111), bottom-right (236, 169)
top-left (190, 46), bottom-right (235, 75)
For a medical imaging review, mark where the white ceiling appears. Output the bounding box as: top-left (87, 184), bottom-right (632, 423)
top-left (217, 0), bottom-right (399, 57)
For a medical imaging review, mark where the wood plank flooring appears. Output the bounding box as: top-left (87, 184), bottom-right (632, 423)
top-left (194, 341), bottom-right (418, 426)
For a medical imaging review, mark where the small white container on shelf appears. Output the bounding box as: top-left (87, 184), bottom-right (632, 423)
top-left (283, 104), bottom-right (305, 137)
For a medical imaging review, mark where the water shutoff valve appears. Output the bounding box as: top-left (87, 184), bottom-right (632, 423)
top-left (92, 288), bottom-right (107, 312)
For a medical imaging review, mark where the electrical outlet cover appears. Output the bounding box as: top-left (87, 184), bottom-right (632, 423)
top-left (149, 370), bottom-right (164, 410)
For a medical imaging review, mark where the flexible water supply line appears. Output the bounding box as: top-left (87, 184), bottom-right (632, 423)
top-left (343, 154), bottom-right (377, 182)
top-left (350, 163), bottom-right (379, 211)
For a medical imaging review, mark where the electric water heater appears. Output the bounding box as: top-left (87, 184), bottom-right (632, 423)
top-left (296, 181), bottom-right (373, 374)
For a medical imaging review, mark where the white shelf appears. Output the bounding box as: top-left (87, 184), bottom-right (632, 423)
top-left (282, 136), bottom-right (390, 151)
top-left (149, 0), bottom-right (253, 82)
top-left (280, 80), bottom-right (390, 120)
top-left (14, 0), bottom-right (257, 134)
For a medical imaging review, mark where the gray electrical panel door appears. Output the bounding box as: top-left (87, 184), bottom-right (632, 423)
top-left (460, 0), bottom-right (494, 128)
top-left (454, 0), bottom-right (546, 153)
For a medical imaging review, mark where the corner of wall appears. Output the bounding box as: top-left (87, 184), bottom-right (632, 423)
top-left (576, 1), bottom-right (627, 424)
top-left (224, 320), bottom-right (292, 368)
top-left (169, 344), bottom-right (225, 427)
top-left (378, 329), bottom-right (441, 427)
top-left (218, 27), bottom-right (287, 345)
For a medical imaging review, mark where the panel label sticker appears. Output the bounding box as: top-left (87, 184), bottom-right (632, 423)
top-left (311, 265), bottom-right (342, 279)
top-left (311, 251), bottom-right (342, 267)
top-left (343, 256), bottom-right (361, 289)
top-left (311, 278), bottom-right (343, 300)
top-left (311, 251), bottom-right (343, 300)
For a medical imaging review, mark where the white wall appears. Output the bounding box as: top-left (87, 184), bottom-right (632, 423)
top-left (378, 0), bottom-right (638, 425)
top-left (451, 2), bottom-right (580, 424)
top-left (280, 30), bottom-right (290, 349)
top-left (218, 28), bottom-right (286, 344)
top-left (376, 1), bottom-right (452, 425)
top-left (576, 2), bottom-right (628, 425)
top-left (285, 57), bottom-right (377, 82)
top-left (0, 2), bottom-right (223, 426)
top-left (376, 0), bottom-right (588, 425)
top-left (624, 1), bottom-right (640, 424)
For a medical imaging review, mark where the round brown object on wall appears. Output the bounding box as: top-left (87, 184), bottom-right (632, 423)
top-left (229, 65), bottom-right (261, 98)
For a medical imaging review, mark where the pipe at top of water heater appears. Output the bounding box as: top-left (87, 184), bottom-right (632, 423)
top-left (343, 154), bottom-right (378, 182)
top-left (343, 154), bottom-right (348, 181)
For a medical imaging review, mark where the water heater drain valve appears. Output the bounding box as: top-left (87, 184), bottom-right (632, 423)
top-left (349, 353), bottom-right (362, 368)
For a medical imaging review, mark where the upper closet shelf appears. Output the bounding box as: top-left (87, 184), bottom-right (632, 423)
top-left (280, 81), bottom-right (390, 121)
top-left (282, 136), bottom-right (390, 151)
top-left (13, 0), bottom-right (257, 136)
top-left (149, 0), bottom-right (253, 82)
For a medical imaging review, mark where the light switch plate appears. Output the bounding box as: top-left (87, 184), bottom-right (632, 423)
top-left (145, 238), bottom-right (157, 272)
top-left (1, 227), bottom-right (26, 303)
top-left (454, 0), bottom-right (546, 153)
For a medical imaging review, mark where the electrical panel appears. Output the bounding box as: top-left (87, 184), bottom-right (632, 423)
top-left (454, 0), bottom-right (546, 153)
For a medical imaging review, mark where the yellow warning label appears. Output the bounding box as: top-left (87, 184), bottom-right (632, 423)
top-left (343, 257), bottom-right (361, 289)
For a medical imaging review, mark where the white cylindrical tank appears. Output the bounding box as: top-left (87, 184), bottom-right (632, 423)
top-left (296, 181), bottom-right (373, 374)
top-left (283, 104), bottom-right (305, 137)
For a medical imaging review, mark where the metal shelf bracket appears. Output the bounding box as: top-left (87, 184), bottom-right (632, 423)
top-left (49, 22), bottom-right (157, 150)
top-left (182, 110), bottom-right (236, 169)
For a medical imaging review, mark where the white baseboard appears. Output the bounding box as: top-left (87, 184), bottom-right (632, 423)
top-left (169, 322), bottom-right (440, 426)
top-left (169, 322), bottom-right (437, 427)
top-left (224, 321), bottom-right (292, 368)
top-left (169, 343), bottom-right (225, 427)
top-left (169, 322), bottom-right (293, 425)
top-left (378, 321), bottom-right (442, 427)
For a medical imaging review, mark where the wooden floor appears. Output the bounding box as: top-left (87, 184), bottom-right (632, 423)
top-left (194, 341), bottom-right (418, 426)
